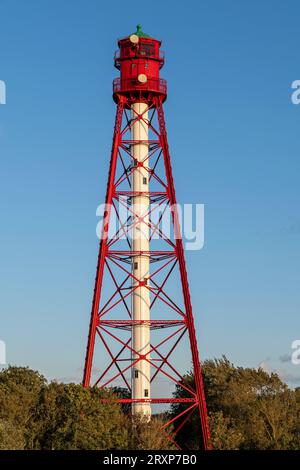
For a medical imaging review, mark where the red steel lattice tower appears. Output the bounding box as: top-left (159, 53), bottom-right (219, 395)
top-left (83, 25), bottom-right (211, 450)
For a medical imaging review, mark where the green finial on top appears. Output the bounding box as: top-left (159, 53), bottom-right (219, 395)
top-left (133, 24), bottom-right (151, 38)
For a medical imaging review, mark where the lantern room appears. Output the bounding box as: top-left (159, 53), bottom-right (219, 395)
top-left (113, 25), bottom-right (167, 102)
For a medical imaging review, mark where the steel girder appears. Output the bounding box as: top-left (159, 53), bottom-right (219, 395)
top-left (83, 95), bottom-right (211, 450)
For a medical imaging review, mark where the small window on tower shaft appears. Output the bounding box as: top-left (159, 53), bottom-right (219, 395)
top-left (143, 177), bottom-right (147, 184)
top-left (134, 370), bottom-right (139, 379)
top-left (134, 262), bottom-right (138, 270)
top-left (144, 389), bottom-right (149, 397)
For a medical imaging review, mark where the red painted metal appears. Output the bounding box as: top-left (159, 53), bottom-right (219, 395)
top-left (83, 28), bottom-right (211, 450)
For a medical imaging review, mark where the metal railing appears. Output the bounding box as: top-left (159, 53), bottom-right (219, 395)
top-left (113, 77), bottom-right (167, 95)
top-left (114, 50), bottom-right (164, 62)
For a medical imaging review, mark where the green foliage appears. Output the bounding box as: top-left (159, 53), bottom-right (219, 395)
top-left (209, 411), bottom-right (243, 450)
top-left (292, 387), bottom-right (300, 449)
top-left (0, 361), bottom-right (298, 450)
top-left (0, 366), bottom-right (127, 450)
top-left (32, 383), bottom-right (128, 449)
top-left (0, 366), bottom-right (45, 448)
top-left (171, 356), bottom-right (300, 450)
top-left (110, 386), bottom-right (131, 414)
top-left (127, 415), bottom-right (176, 450)
top-left (0, 419), bottom-right (25, 450)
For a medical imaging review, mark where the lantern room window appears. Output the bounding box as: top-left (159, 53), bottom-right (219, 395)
top-left (139, 44), bottom-right (155, 57)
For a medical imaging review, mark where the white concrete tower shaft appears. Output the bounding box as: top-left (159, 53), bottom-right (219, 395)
top-left (131, 102), bottom-right (151, 418)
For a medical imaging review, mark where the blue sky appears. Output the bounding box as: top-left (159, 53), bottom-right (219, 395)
top-left (0, 0), bottom-right (299, 387)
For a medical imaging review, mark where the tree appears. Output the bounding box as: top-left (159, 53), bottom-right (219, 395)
top-left (170, 357), bottom-right (299, 450)
top-left (110, 386), bottom-right (131, 414)
top-left (127, 415), bottom-right (176, 450)
top-left (1, 362), bottom-right (298, 450)
top-left (0, 419), bottom-right (25, 450)
top-left (0, 366), bottom-right (45, 449)
top-left (209, 411), bottom-right (244, 450)
top-left (32, 382), bottom-right (128, 450)
top-left (291, 387), bottom-right (300, 449)
top-left (0, 367), bottom-right (128, 450)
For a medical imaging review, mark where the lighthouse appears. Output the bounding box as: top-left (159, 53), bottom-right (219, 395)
top-left (114, 25), bottom-right (166, 418)
top-left (83, 25), bottom-right (211, 449)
